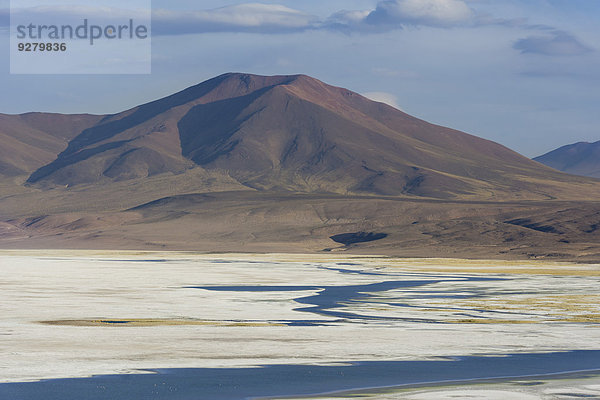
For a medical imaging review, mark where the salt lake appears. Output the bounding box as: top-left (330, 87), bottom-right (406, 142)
top-left (1, 251), bottom-right (599, 399)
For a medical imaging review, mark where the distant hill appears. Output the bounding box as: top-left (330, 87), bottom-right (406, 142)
top-left (18, 73), bottom-right (600, 200)
top-left (534, 141), bottom-right (600, 179)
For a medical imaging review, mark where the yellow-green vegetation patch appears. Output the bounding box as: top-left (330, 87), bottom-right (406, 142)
top-left (446, 319), bottom-right (538, 324)
top-left (453, 295), bottom-right (600, 323)
top-left (40, 319), bottom-right (285, 327)
top-left (380, 260), bottom-right (600, 277)
top-left (343, 257), bottom-right (600, 277)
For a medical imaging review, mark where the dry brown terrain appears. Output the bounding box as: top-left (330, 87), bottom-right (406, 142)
top-left (2, 182), bottom-right (600, 262)
top-left (1, 73), bottom-right (600, 261)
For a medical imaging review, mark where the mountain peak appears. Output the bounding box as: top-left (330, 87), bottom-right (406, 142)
top-left (207, 72), bottom-right (351, 101)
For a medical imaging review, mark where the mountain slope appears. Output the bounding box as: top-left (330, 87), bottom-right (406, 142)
top-left (26, 74), bottom-right (296, 185)
top-left (19, 73), bottom-right (600, 200)
top-left (534, 141), bottom-right (600, 178)
top-left (4, 73), bottom-right (600, 259)
top-left (0, 113), bottom-right (103, 177)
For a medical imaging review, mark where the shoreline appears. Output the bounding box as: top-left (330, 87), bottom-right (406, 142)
top-left (3, 353), bottom-right (600, 400)
top-left (261, 369), bottom-right (600, 399)
top-left (2, 249), bottom-right (599, 274)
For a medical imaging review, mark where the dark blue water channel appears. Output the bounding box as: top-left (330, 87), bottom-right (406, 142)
top-left (3, 351), bottom-right (600, 400)
top-left (185, 271), bottom-right (503, 323)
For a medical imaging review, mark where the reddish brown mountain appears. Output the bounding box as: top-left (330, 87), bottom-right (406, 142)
top-left (3, 73), bottom-right (600, 260)
top-left (11, 73), bottom-right (600, 200)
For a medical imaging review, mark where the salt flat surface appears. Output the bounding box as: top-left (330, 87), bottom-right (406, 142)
top-left (0, 252), bottom-right (599, 396)
top-left (292, 375), bottom-right (600, 399)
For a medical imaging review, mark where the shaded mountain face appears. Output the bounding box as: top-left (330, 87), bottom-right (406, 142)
top-left (15, 73), bottom-right (600, 200)
top-left (534, 141), bottom-right (600, 179)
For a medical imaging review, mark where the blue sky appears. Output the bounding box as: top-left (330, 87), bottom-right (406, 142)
top-left (1, 0), bottom-right (599, 157)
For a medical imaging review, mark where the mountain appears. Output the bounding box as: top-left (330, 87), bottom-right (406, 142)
top-left (21, 73), bottom-right (600, 200)
top-left (2, 73), bottom-right (600, 261)
top-left (0, 113), bottom-right (103, 177)
top-left (534, 141), bottom-right (600, 178)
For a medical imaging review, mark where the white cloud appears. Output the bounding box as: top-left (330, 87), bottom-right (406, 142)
top-left (2, 4), bottom-right (315, 34)
top-left (153, 4), bottom-right (318, 35)
top-left (158, 0), bottom-right (479, 35)
top-left (3, 0), bottom-right (589, 61)
top-left (363, 91), bottom-right (403, 110)
top-left (365, 0), bottom-right (475, 28)
top-left (326, 9), bottom-right (371, 30)
top-left (1, 3), bottom-right (317, 34)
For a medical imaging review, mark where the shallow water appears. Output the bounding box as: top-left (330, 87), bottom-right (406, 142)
top-left (0, 253), bottom-right (599, 398)
top-left (187, 275), bottom-right (500, 322)
top-left (3, 351), bottom-right (600, 400)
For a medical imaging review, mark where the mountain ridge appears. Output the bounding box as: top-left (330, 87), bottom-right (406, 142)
top-left (534, 141), bottom-right (600, 178)
top-left (18, 72), bottom-right (600, 200)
